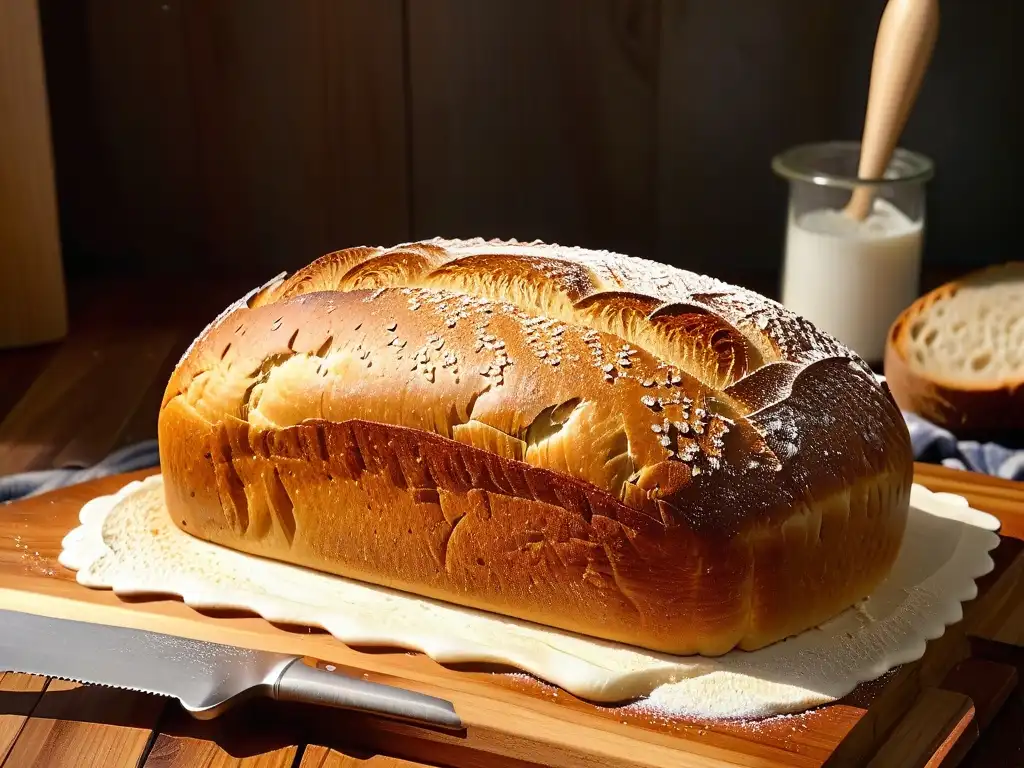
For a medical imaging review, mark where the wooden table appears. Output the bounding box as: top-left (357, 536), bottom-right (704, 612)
top-left (2, 276), bottom-right (1024, 767)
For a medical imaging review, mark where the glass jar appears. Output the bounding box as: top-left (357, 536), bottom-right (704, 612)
top-left (771, 141), bottom-right (934, 366)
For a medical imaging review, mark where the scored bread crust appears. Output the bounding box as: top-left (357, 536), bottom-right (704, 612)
top-left (885, 262), bottom-right (1024, 438)
top-left (158, 238), bottom-right (913, 656)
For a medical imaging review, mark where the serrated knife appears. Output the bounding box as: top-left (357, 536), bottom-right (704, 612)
top-left (0, 610), bottom-right (462, 730)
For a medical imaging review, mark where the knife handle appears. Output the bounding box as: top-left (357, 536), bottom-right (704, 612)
top-left (272, 659), bottom-right (463, 731)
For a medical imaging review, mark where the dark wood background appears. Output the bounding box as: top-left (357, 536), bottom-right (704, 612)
top-left (37, 0), bottom-right (1021, 290)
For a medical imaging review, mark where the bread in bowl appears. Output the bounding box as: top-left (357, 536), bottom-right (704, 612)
top-left (158, 238), bottom-right (913, 655)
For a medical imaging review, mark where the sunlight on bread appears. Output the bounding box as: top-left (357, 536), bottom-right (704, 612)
top-left (158, 238), bottom-right (913, 656)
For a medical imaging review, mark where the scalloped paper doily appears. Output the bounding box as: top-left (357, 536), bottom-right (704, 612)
top-left (59, 475), bottom-right (999, 720)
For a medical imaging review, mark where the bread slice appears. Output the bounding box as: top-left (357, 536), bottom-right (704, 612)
top-left (884, 262), bottom-right (1024, 437)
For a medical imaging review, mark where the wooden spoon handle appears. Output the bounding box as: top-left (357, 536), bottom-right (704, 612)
top-left (846, 0), bottom-right (939, 220)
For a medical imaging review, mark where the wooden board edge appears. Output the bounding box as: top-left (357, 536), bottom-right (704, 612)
top-left (0, 587), bottom-right (810, 768)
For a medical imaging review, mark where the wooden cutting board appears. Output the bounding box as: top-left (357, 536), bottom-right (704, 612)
top-left (1, 464), bottom-right (1022, 768)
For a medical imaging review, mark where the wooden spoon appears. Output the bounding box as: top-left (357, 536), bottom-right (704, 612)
top-left (845, 0), bottom-right (940, 221)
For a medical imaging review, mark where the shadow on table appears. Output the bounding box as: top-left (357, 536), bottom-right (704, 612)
top-left (0, 681), bottom-right (463, 765)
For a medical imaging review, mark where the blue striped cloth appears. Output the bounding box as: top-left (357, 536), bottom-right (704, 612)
top-left (0, 440), bottom-right (159, 503)
top-left (1, 417), bottom-right (1021, 504)
top-left (904, 412), bottom-right (1024, 480)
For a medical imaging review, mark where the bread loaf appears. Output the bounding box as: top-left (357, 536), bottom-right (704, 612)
top-left (157, 238), bottom-right (913, 656)
top-left (885, 262), bottom-right (1024, 438)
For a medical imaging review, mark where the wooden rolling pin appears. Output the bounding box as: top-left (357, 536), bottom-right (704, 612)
top-left (0, 0), bottom-right (68, 349)
top-left (845, 0), bottom-right (940, 221)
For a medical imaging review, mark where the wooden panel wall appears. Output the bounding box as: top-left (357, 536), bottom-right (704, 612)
top-left (407, 0), bottom-right (659, 262)
top-left (36, 0), bottom-right (1022, 286)
top-left (39, 0), bottom-right (407, 277)
top-left (657, 2), bottom-right (848, 275)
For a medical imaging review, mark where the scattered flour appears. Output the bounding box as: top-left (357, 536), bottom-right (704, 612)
top-left (59, 476), bottom-right (999, 721)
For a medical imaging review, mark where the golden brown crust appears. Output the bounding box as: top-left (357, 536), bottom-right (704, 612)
top-left (158, 238), bottom-right (913, 655)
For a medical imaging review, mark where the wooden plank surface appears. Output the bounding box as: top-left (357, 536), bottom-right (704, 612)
top-left (940, 659), bottom-right (1018, 732)
top-left (0, 473), bottom-right (836, 768)
top-left (865, 689), bottom-right (976, 768)
top-left (961, 690), bottom-right (1024, 768)
top-left (0, 673), bottom-right (47, 762)
top-left (2, 679), bottom-right (165, 768)
top-left (141, 702), bottom-right (298, 768)
top-left (0, 465), bottom-right (1021, 767)
top-left (912, 464), bottom-right (1024, 540)
top-left (300, 746), bottom-right (426, 767)
top-left (0, 326), bottom-right (177, 474)
top-left (0, 344), bottom-right (54, 431)
top-left (0, 275), bottom-right (258, 476)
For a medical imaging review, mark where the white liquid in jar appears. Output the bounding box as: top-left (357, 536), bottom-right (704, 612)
top-left (781, 198), bottom-right (923, 363)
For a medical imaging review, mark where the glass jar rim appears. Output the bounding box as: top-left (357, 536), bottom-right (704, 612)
top-left (772, 140), bottom-right (934, 189)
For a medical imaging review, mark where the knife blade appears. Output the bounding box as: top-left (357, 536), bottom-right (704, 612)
top-left (0, 610), bottom-right (462, 730)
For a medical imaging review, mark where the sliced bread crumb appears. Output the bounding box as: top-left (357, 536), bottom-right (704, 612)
top-left (901, 263), bottom-right (1024, 385)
